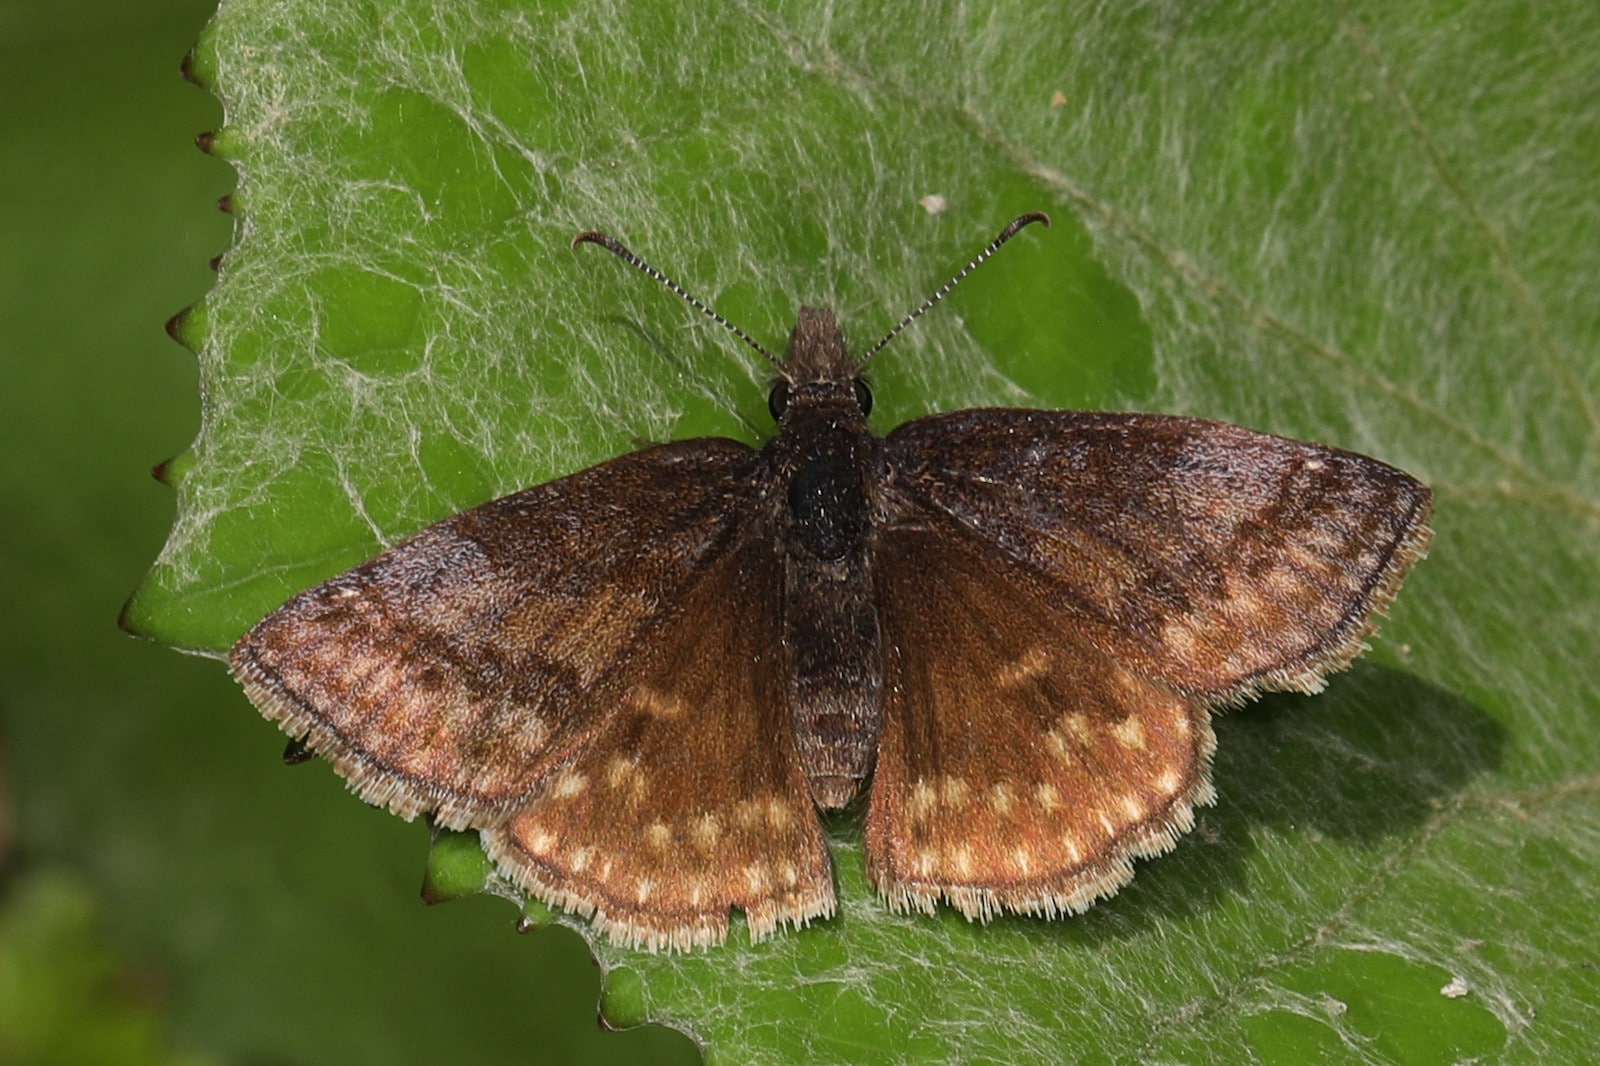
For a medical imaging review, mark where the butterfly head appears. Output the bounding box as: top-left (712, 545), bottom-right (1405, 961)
top-left (768, 306), bottom-right (873, 425)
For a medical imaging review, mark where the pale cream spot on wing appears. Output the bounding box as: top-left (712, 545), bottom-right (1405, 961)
top-left (690, 884), bottom-right (704, 906)
top-left (915, 851), bottom-right (936, 877)
top-left (1172, 707), bottom-right (1192, 735)
top-left (737, 798), bottom-right (785, 829)
top-left (630, 684), bottom-right (686, 719)
top-left (1046, 715), bottom-right (1090, 765)
top-left (997, 646), bottom-right (1050, 688)
top-left (606, 757), bottom-right (637, 789)
top-left (950, 846), bottom-right (975, 878)
top-left (1112, 717), bottom-right (1148, 750)
top-left (744, 864), bottom-right (770, 892)
top-left (635, 878), bottom-right (654, 903)
top-left (782, 863), bottom-right (799, 887)
top-left (1157, 769), bottom-right (1184, 796)
top-left (1013, 847), bottom-right (1033, 876)
top-left (551, 770), bottom-right (587, 798)
top-left (940, 777), bottom-right (970, 805)
top-left (989, 783), bottom-right (1016, 816)
top-left (907, 779), bottom-right (938, 822)
top-left (1061, 835), bottom-right (1083, 864)
top-left (1264, 567), bottom-right (1302, 598)
top-left (1115, 670), bottom-right (1148, 696)
top-left (604, 756), bottom-right (647, 803)
top-left (1287, 544), bottom-right (1338, 583)
top-left (1303, 527), bottom-right (1342, 556)
top-left (1304, 458), bottom-right (1326, 472)
top-left (1225, 588), bottom-right (1267, 619)
top-left (689, 813), bottom-right (721, 851)
top-left (570, 847), bottom-right (593, 873)
top-left (1162, 619), bottom-right (1200, 657)
top-left (1035, 783), bottom-right (1063, 811)
top-left (525, 828), bottom-right (555, 855)
top-left (647, 822), bottom-right (672, 849)
top-left (1097, 811), bottom-right (1117, 835)
top-left (1120, 794), bottom-right (1147, 821)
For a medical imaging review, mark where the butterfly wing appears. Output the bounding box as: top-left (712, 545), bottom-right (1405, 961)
top-left (865, 409), bottom-right (1431, 917)
top-left (481, 521), bottom-right (835, 951)
top-left (882, 409), bottom-right (1432, 701)
top-left (867, 520), bottom-right (1215, 918)
top-left (231, 438), bottom-right (833, 949)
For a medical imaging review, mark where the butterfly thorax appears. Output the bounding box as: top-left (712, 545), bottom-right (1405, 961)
top-left (762, 306), bottom-right (886, 810)
top-left (765, 306), bottom-right (881, 562)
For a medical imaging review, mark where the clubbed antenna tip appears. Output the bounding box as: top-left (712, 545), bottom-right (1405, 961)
top-left (859, 212), bottom-right (1051, 367)
top-left (573, 230), bottom-right (778, 368)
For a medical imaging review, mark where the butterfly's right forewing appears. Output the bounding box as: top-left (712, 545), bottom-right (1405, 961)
top-left (881, 409), bottom-right (1433, 704)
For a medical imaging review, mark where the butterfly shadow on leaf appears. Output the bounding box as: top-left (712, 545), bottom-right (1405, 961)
top-left (1027, 663), bottom-right (1504, 946)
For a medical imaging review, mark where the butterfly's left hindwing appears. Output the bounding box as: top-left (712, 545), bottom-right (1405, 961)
top-left (481, 522), bottom-right (835, 951)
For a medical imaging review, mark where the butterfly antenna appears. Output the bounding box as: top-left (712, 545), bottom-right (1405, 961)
top-left (573, 230), bottom-right (780, 370)
top-left (858, 211), bottom-right (1051, 368)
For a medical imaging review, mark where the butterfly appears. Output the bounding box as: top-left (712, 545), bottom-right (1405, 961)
top-left (230, 214), bottom-right (1432, 951)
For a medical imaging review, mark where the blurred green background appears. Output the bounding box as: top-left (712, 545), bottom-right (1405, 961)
top-left (0, 2), bottom-right (695, 1062)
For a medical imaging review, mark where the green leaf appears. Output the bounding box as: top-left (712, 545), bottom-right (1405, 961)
top-left (127, 1), bottom-right (1600, 1062)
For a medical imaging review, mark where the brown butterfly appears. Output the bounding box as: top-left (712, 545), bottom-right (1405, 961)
top-left (230, 214), bottom-right (1432, 951)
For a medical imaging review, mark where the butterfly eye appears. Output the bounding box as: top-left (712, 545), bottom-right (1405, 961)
top-left (853, 379), bottom-right (873, 416)
top-left (768, 381), bottom-right (791, 422)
